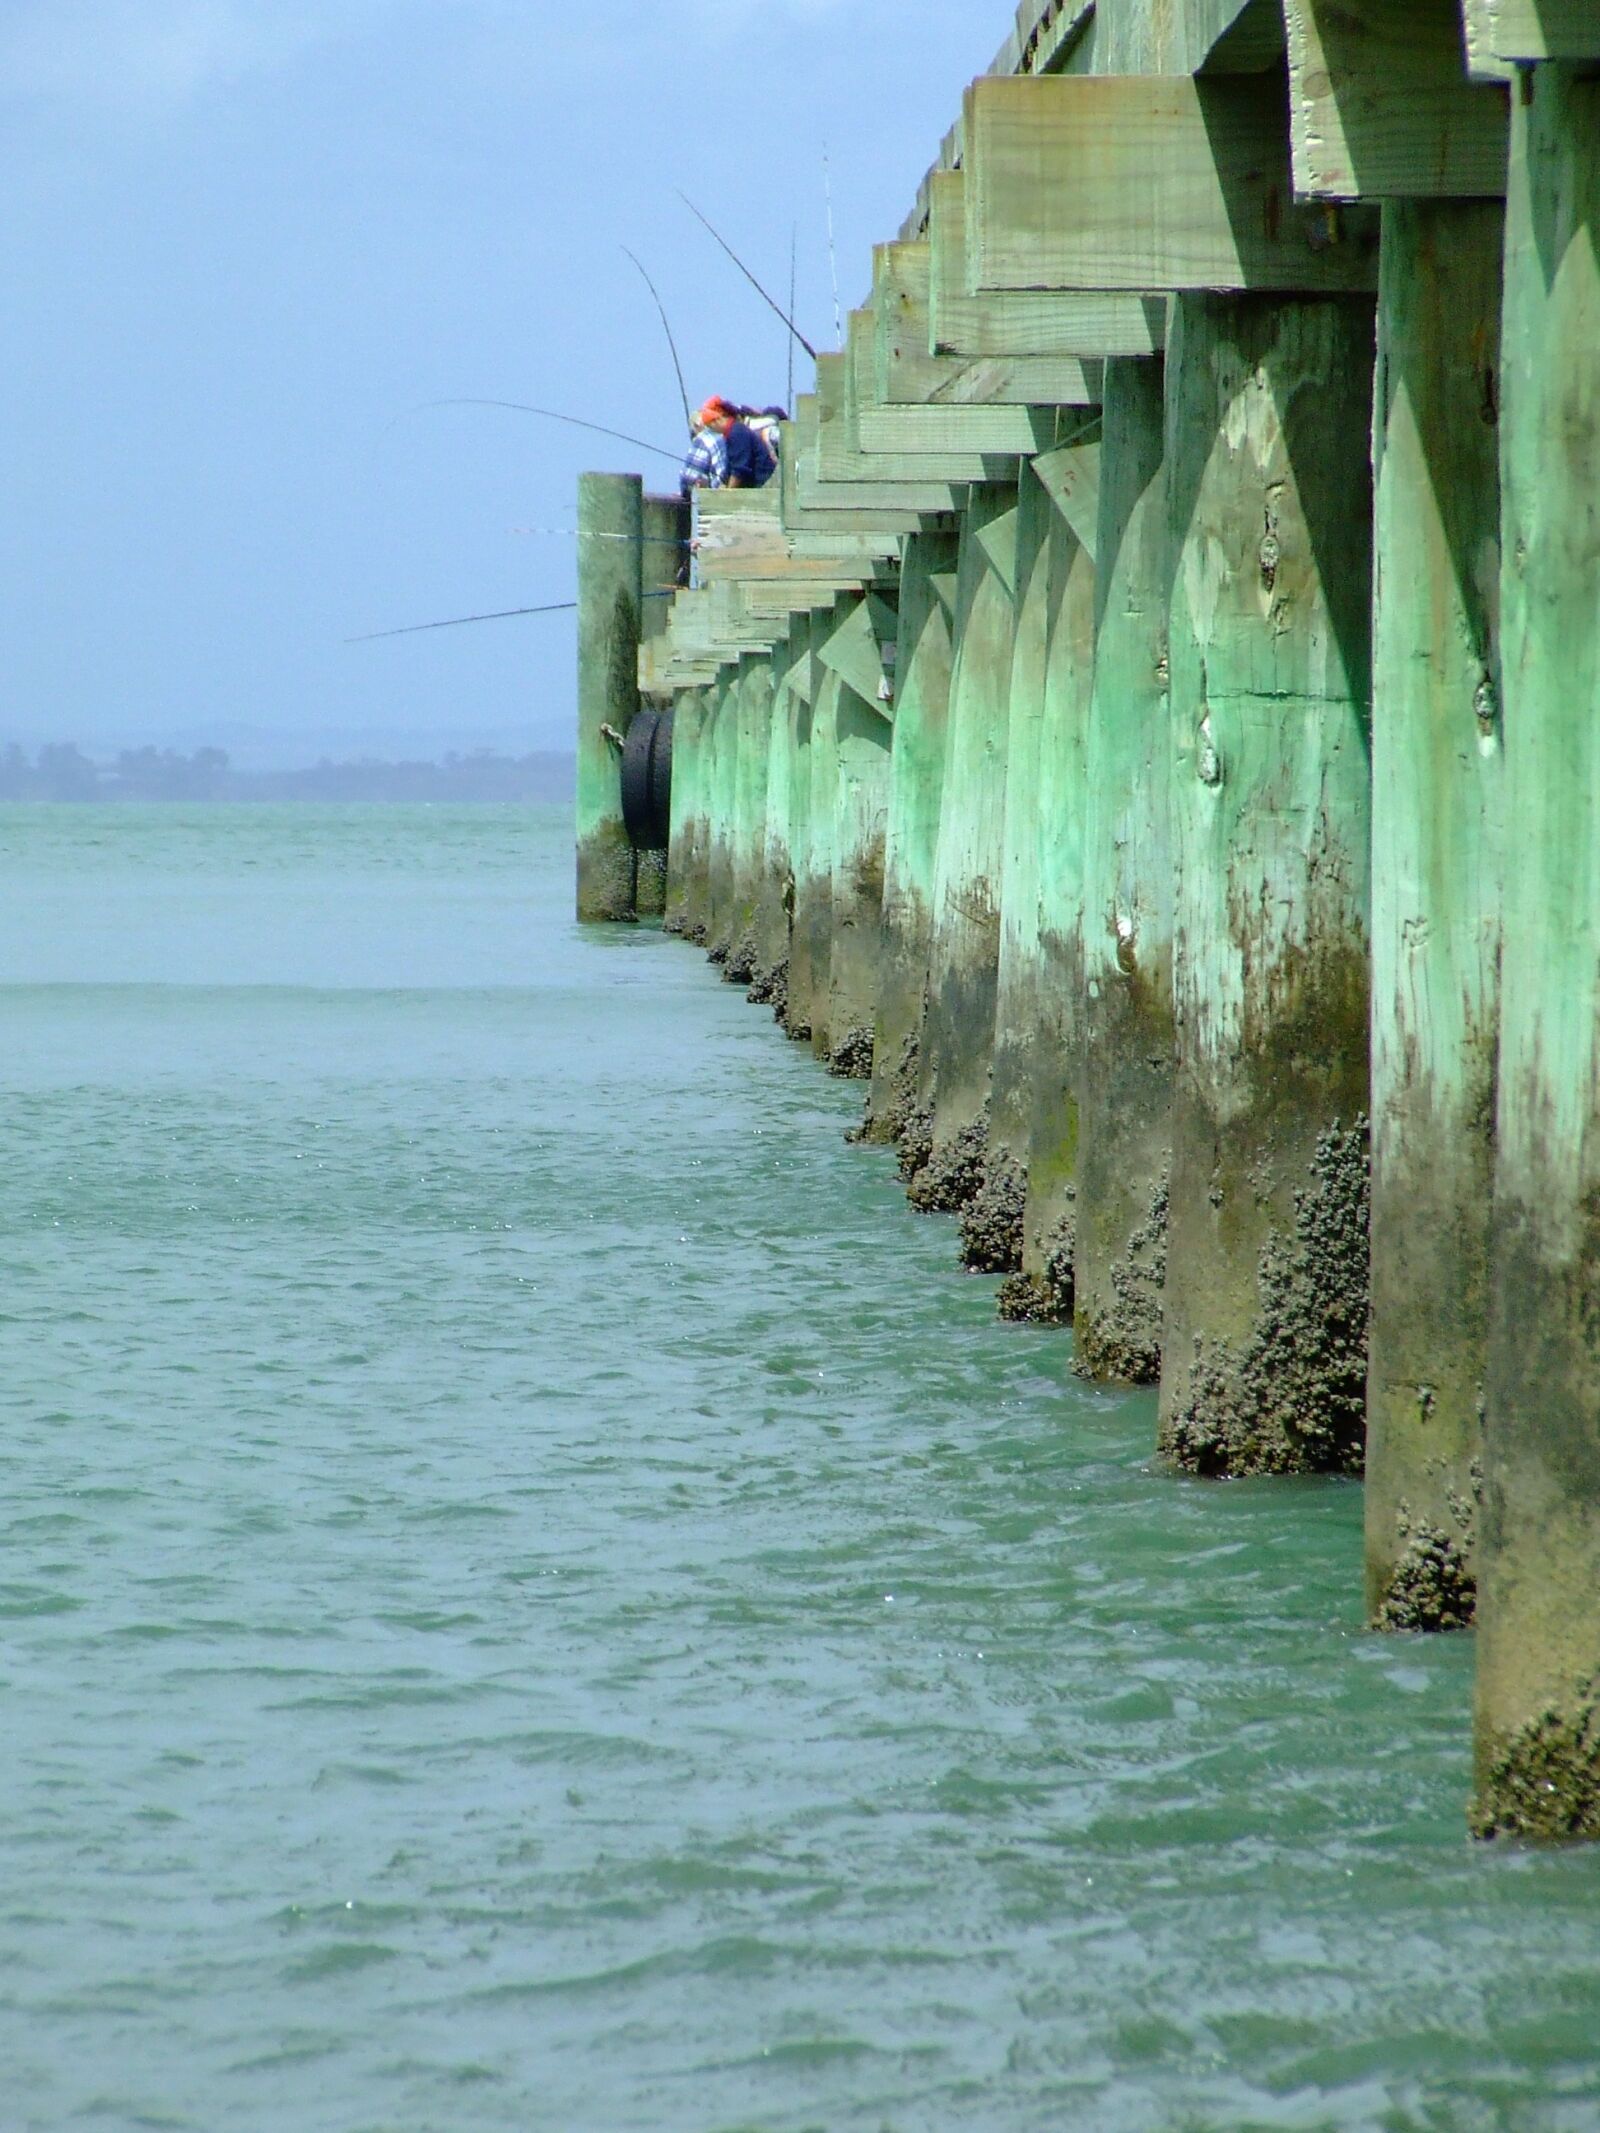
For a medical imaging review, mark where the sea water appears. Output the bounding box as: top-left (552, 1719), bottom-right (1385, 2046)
top-left (2, 802), bottom-right (1597, 2133)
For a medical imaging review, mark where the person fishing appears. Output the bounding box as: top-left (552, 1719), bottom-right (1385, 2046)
top-left (679, 407), bottom-right (727, 497)
top-left (694, 395), bottom-right (776, 490)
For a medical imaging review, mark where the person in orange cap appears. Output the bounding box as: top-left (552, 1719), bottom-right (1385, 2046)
top-left (696, 395), bottom-right (775, 490)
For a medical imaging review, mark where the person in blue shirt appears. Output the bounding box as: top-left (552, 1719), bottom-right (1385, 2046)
top-left (695, 395), bottom-right (775, 489)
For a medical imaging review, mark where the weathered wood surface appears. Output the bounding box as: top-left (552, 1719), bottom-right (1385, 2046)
top-left (1473, 66), bottom-right (1600, 1843)
top-left (1073, 356), bottom-right (1175, 1384)
top-left (865, 530), bottom-right (960, 1145)
top-left (575, 472), bottom-right (643, 922)
top-left (911, 481), bottom-right (1021, 1207)
top-left (928, 173), bottom-right (1167, 359)
top-left (1463, 0), bottom-right (1600, 62)
top-left (1285, 0), bottom-right (1508, 199)
top-left (1365, 200), bottom-right (1505, 1632)
top-left (874, 241), bottom-right (1107, 403)
top-left (964, 74), bottom-right (1381, 293)
top-left (1158, 291), bottom-right (1375, 1480)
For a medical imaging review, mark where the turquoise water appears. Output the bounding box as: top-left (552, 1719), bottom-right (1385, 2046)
top-left (3, 803), bottom-right (1597, 2133)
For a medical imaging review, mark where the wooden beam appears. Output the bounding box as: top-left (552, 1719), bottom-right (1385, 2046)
top-left (1464, 0), bottom-right (1600, 62)
top-left (1286, 0), bottom-right (1508, 200)
top-left (872, 242), bottom-right (1103, 404)
top-left (817, 591), bottom-right (898, 714)
top-left (818, 354), bottom-right (1007, 484)
top-left (964, 74), bottom-right (1381, 294)
top-left (857, 404), bottom-right (1064, 455)
top-left (1032, 434), bottom-right (1102, 559)
top-left (787, 397), bottom-right (964, 516)
top-left (929, 172), bottom-right (1168, 357)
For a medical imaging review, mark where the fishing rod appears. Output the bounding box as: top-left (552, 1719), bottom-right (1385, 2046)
top-left (621, 247), bottom-right (692, 433)
top-left (409, 398), bottom-right (682, 465)
top-left (349, 591), bottom-right (671, 645)
top-left (677, 192), bottom-right (818, 363)
top-left (786, 225), bottom-right (797, 417)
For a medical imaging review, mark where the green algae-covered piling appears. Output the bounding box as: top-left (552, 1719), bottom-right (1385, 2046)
top-left (974, 463), bottom-right (1053, 1277)
top-left (1366, 200), bottom-right (1505, 1634)
top-left (748, 625), bottom-right (798, 1014)
top-left (911, 479), bottom-right (1020, 1216)
top-left (723, 654), bottom-right (772, 984)
top-left (865, 527), bottom-right (959, 1145)
top-left (1473, 66), bottom-right (1600, 1843)
top-left (790, 648), bottom-right (838, 1054)
top-left (823, 596), bottom-right (894, 1079)
top-left (1159, 293), bottom-right (1376, 1479)
top-left (1008, 461), bottom-right (1097, 1321)
top-left (575, 471), bottom-right (643, 921)
top-left (663, 685), bottom-right (702, 938)
top-left (1072, 357), bottom-right (1175, 1378)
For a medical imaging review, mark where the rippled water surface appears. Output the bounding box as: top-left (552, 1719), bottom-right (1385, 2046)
top-left (4, 803), bottom-right (1598, 2133)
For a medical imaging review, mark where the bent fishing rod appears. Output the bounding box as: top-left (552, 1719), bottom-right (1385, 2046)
top-left (678, 193), bottom-right (818, 363)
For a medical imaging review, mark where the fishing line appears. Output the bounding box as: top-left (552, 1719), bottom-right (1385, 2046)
top-left (349, 591), bottom-right (672, 644)
top-left (404, 399), bottom-right (682, 465)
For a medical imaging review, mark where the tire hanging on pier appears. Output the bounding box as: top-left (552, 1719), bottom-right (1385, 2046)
top-left (620, 707), bottom-right (672, 851)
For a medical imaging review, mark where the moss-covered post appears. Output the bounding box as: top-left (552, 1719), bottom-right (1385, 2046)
top-left (1012, 474), bottom-right (1098, 1324)
top-left (828, 669), bottom-right (893, 1080)
top-left (780, 616), bottom-right (816, 1040)
top-left (967, 464), bottom-right (1051, 1277)
top-left (575, 471), bottom-right (643, 921)
top-left (701, 669), bottom-right (736, 959)
top-left (1073, 358), bottom-right (1175, 1378)
top-left (635, 492), bottom-right (686, 918)
top-left (749, 631), bottom-right (795, 1015)
top-left (1366, 201), bottom-right (1505, 1634)
top-left (1473, 66), bottom-right (1600, 1842)
top-left (865, 527), bottom-right (960, 1144)
top-left (1159, 294), bottom-right (1375, 1479)
top-left (791, 639), bottom-right (839, 1054)
top-left (723, 652), bottom-right (772, 985)
top-left (908, 479), bottom-right (1020, 1213)
top-left (664, 683), bottom-right (703, 938)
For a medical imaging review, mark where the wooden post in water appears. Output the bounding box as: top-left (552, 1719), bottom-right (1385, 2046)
top-left (748, 627), bottom-right (797, 1015)
top-left (781, 617), bottom-right (817, 1041)
top-left (826, 656), bottom-right (893, 1079)
top-left (634, 492), bottom-right (687, 918)
top-left (702, 670), bottom-right (736, 959)
top-left (908, 478), bottom-right (1020, 1214)
top-left (1158, 293), bottom-right (1375, 1479)
top-left (791, 647), bottom-right (839, 1053)
top-left (664, 684), bottom-right (703, 939)
top-left (864, 528), bottom-right (960, 1144)
top-left (1073, 357), bottom-right (1175, 1377)
top-left (575, 471), bottom-right (643, 921)
top-left (1013, 453), bottom-right (1098, 1324)
top-left (723, 653), bottom-right (772, 985)
top-left (1473, 64), bottom-right (1600, 1842)
top-left (974, 463), bottom-right (1053, 1279)
top-left (1365, 199), bottom-right (1505, 1633)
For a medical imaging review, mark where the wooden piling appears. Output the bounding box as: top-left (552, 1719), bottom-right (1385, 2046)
top-left (1074, 356), bottom-right (1176, 1381)
top-left (909, 479), bottom-right (1020, 1215)
top-left (1473, 65), bottom-right (1600, 1842)
top-left (864, 528), bottom-right (960, 1145)
top-left (1158, 293), bottom-right (1376, 1479)
top-left (1366, 200), bottom-right (1506, 1633)
top-left (575, 471), bottom-right (643, 922)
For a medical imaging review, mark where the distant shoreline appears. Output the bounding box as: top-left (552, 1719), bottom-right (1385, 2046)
top-left (0, 746), bottom-right (575, 805)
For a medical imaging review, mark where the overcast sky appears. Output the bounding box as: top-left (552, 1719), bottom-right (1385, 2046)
top-left (3, 0), bottom-right (1000, 764)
